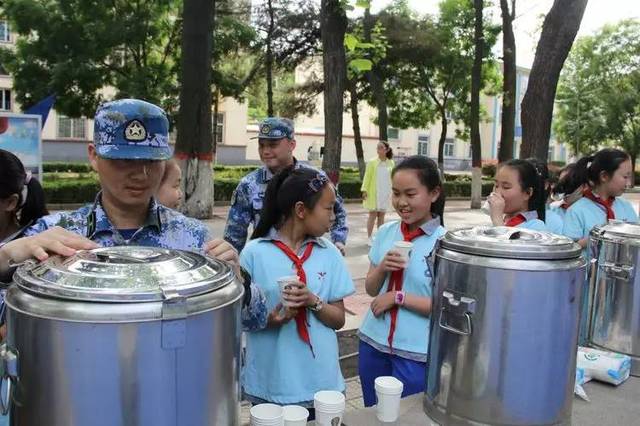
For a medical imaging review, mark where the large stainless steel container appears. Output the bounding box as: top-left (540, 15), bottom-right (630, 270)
top-left (588, 221), bottom-right (640, 376)
top-left (0, 246), bottom-right (243, 426)
top-left (424, 227), bottom-right (586, 426)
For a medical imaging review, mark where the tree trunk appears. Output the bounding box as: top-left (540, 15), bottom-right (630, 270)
top-left (174, 0), bottom-right (215, 219)
top-left (498, 0), bottom-right (516, 162)
top-left (520, 0), bottom-right (588, 160)
top-left (266, 0), bottom-right (275, 116)
top-left (470, 0), bottom-right (484, 209)
top-left (363, 8), bottom-right (388, 142)
top-left (437, 108), bottom-right (447, 173)
top-left (212, 89), bottom-right (219, 155)
top-left (320, 0), bottom-right (347, 184)
top-left (349, 80), bottom-right (366, 179)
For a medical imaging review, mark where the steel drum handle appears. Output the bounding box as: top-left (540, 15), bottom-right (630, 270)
top-left (0, 344), bottom-right (18, 416)
top-left (438, 291), bottom-right (475, 336)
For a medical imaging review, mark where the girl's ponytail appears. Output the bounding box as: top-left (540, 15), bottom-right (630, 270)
top-left (19, 177), bottom-right (49, 227)
top-left (251, 166), bottom-right (295, 239)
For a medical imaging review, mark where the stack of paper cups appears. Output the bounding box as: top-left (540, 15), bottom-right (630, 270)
top-left (314, 391), bottom-right (345, 426)
top-left (282, 405), bottom-right (309, 426)
top-left (250, 403), bottom-right (284, 426)
top-left (375, 376), bottom-right (404, 422)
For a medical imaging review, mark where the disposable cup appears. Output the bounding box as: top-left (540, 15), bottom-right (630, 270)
top-left (375, 376), bottom-right (403, 423)
top-left (277, 275), bottom-right (299, 307)
top-left (282, 405), bottom-right (309, 426)
top-left (250, 403), bottom-right (284, 426)
top-left (314, 391), bottom-right (345, 426)
top-left (393, 241), bottom-right (413, 263)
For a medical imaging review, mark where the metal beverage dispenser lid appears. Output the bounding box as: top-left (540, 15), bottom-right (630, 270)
top-left (12, 246), bottom-right (235, 302)
top-left (591, 220), bottom-right (640, 243)
top-left (439, 226), bottom-right (582, 260)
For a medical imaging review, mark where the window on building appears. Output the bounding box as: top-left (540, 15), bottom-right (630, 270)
top-left (417, 135), bottom-right (429, 156)
top-left (444, 138), bottom-right (455, 157)
top-left (0, 89), bottom-right (10, 111)
top-left (212, 112), bottom-right (224, 144)
top-left (468, 143), bottom-right (473, 158)
top-left (57, 116), bottom-right (87, 139)
top-left (387, 127), bottom-right (400, 140)
top-left (0, 20), bottom-right (10, 43)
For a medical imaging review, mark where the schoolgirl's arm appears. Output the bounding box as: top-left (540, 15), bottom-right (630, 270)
top-left (401, 293), bottom-right (432, 317)
top-left (312, 300), bottom-right (346, 330)
top-left (365, 252), bottom-right (406, 297)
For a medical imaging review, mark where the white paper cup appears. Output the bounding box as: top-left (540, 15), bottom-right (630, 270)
top-left (282, 405), bottom-right (309, 426)
top-left (277, 275), bottom-right (299, 307)
top-left (250, 403), bottom-right (284, 426)
top-left (375, 376), bottom-right (404, 423)
top-left (393, 241), bottom-right (413, 263)
top-left (481, 199), bottom-right (491, 216)
top-left (314, 391), bottom-right (345, 426)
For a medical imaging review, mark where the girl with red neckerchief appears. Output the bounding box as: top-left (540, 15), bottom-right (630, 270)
top-left (358, 156), bottom-right (446, 407)
top-left (486, 159), bottom-right (548, 231)
top-left (563, 148), bottom-right (638, 248)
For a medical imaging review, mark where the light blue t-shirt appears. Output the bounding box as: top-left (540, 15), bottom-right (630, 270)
top-left (239, 230), bottom-right (355, 405)
top-left (545, 207), bottom-right (564, 235)
top-left (563, 196), bottom-right (639, 241)
top-left (358, 218), bottom-right (446, 360)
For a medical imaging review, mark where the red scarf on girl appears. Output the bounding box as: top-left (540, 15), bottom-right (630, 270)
top-left (582, 188), bottom-right (615, 220)
top-left (272, 240), bottom-right (316, 357)
top-left (504, 214), bottom-right (526, 227)
top-left (386, 222), bottom-right (425, 351)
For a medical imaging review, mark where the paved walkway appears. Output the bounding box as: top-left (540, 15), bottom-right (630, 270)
top-left (208, 194), bottom-right (640, 424)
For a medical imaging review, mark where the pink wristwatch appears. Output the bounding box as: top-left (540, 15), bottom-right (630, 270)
top-left (395, 291), bottom-right (405, 306)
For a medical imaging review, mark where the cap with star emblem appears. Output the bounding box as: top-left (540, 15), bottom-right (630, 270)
top-left (93, 99), bottom-right (172, 160)
top-left (251, 117), bottom-right (295, 140)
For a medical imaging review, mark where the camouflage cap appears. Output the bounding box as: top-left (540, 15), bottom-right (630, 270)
top-left (251, 117), bottom-right (295, 140)
top-left (93, 99), bottom-right (172, 160)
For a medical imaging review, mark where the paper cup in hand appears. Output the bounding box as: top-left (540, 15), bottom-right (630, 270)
top-left (481, 199), bottom-right (491, 216)
top-left (314, 391), bottom-right (345, 426)
top-left (375, 376), bottom-right (404, 423)
top-left (282, 405), bottom-right (309, 426)
top-left (250, 403), bottom-right (283, 426)
top-left (278, 275), bottom-right (299, 307)
top-left (393, 241), bottom-right (413, 263)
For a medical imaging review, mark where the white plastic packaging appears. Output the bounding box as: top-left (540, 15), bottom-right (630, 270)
top-left (576, 346), bottom-right (631, 386)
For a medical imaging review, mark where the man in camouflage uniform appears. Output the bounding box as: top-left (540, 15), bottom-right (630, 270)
top-left (0, 99), bottom-right (266, 331)
top-left (224, 117), bottom-right (349, 253)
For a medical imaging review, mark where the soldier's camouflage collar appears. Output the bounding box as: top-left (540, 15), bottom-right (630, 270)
top-left (85, 191), bottom-right (163, 239)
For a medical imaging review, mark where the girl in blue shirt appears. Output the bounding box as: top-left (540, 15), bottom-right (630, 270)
top-left (358, 156), bottom-right (446, 407)
top-left (548, 163), bottom-right (585, 230)
top-left (563, 148), bottom-right (638, 247)
top-left (486, 159), bottom-right (548, 231)
top-left (239, 167), bottom-right (354, 417)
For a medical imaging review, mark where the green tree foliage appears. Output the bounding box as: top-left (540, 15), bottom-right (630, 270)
top-left (555, 19), bottom-right (640, 173)
top-left (0, 0), bottom-right (182, 117)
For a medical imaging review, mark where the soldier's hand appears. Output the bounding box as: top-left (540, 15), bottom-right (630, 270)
top-left (0, 227), bottom-right (99, 272)
top-left (204, 238), bottom-right (240, 274)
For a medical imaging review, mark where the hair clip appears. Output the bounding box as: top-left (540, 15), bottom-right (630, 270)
top-left (308, 173), bottom-right (329, 193)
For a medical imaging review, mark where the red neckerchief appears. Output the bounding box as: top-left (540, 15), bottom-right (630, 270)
top-left (386, 222), bottom-right (425, 351)
top-left (272, 240), bottom-right (315, 357)
top-left (583, 188), bottom-right (615, 220)
top-left (560, 203), bottom-right (570, 210)
top-left (504, 214), bottom-right (527, 227)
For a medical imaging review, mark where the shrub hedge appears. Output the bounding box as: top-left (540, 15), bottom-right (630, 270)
top-left (43, 175), bottom-right (494, 204)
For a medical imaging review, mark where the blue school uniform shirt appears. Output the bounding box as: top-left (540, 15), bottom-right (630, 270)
top-left (563, 196), bottom-right (639, 241)
top-left (546, 205), bottom-right (567, 235)
top-left (358, 217), bottom-right (446, 362)
top-left (239, 228), bottom-right (355, 404)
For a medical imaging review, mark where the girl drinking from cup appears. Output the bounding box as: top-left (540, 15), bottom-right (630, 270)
top-left (563, 148), bottom-right (637, 247)
top-left (239, 166), bottom-right (354, 416)
top-left (358, 156), bottom-right (446, 407)
top-left (486, 159), bottom-right (548, 231)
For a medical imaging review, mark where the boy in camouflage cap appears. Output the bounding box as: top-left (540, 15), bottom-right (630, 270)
top-left (0, 99), bottom-right (267, 331)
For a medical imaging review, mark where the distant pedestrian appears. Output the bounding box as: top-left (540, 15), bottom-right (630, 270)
top-left (361, 141), bottom-right (394, 246)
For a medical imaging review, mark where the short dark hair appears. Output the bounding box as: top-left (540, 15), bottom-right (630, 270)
top-left (499, 159), bottom-right (546, 221)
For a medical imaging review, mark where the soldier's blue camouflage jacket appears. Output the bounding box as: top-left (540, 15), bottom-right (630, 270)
top-left (224, 161), bottom-right (349, 252)
top-left (22, 193), bottom-right (268, 332)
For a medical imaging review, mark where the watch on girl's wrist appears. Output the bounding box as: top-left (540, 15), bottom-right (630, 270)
top-left (395, 290), bottom-right (405, 306)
